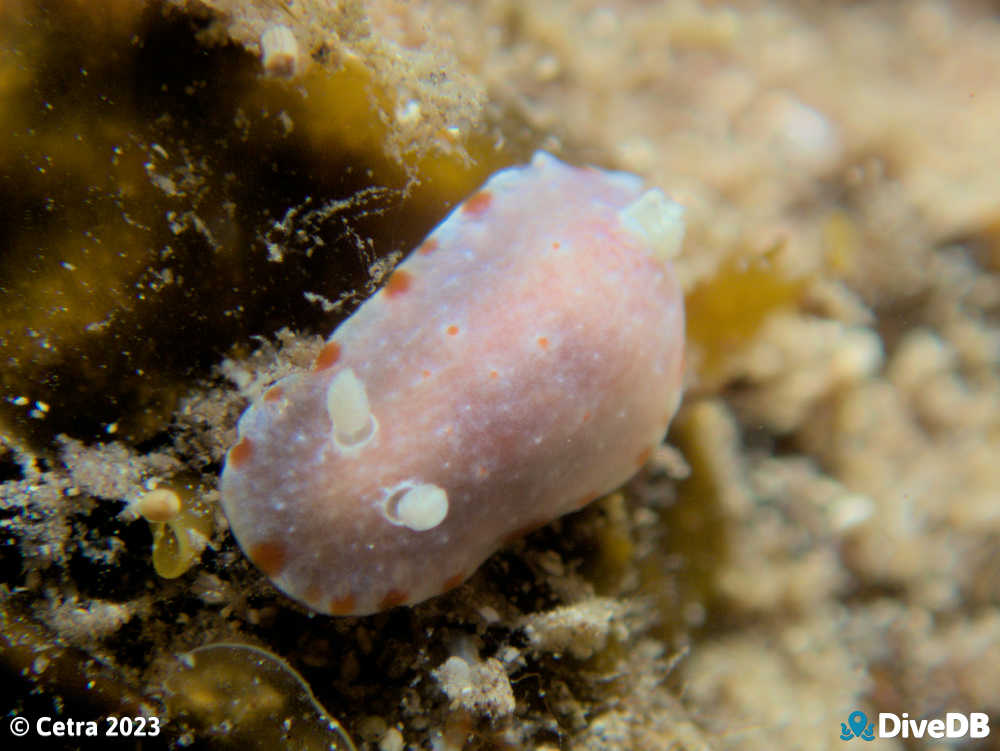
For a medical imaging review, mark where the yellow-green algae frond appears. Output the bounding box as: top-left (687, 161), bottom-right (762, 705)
top-left (165, 643), bottom-right (357, 750)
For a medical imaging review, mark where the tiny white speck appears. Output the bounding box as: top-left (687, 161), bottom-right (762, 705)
top-left (397, 99), bottom-right (421, 124)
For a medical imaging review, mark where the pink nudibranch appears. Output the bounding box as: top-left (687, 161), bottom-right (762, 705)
top-left (220, 152), bottom-right (686, 615)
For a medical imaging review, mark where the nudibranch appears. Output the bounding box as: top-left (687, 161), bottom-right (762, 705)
top-left (220, 152), bottom-right (686, 615)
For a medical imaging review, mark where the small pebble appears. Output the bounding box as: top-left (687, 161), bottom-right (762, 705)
top-left (260, 25), bottom-right (301, 78)
top-left (380, 727), bottom-right (404, 751)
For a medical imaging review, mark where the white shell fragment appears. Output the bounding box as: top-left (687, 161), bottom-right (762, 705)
top-left (260, 25), bottom-right (301, 78)
top-left (619, 188), bottom-right (686, 262)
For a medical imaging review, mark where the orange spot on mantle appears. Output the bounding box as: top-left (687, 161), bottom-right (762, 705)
top-left (312, 341), bottom-right (341, 371)
top-left (249, 540), bottom-right (287, 577)
top-left (228, 437), bottom-right (253, 468)
top-left (329, 593), bottom-right (358, 615)
top-left (379, 590), bottom-right (408, 610)
top-left (385, 269), bottom-right (413, 298)
top-left (446, 325), bottom-right (459, 336)
top-left (462, 190), bottom-right (493, 216)
top-left (636, 446), bottom-right (653, 467)
top-left (502, 519), bottom-right (547, 546)
top-left (418, 237), bottom-right (439, 255)
top-left (442, 571), bottom-right (467, 592)
top-left (263, 385), bottom-right (285, 402)
top-left (304, 584), bottom-right (323, 605)
top-left (537, 336), bottom-right (549, 350)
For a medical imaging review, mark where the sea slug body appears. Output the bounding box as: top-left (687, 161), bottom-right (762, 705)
top-left (220, 152), bottom-right (686, 615)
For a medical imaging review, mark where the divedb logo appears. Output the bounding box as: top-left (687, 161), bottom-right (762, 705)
top-left (840, 710), bottom-right (991, 741)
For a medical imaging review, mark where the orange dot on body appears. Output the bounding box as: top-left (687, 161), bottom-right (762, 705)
top-left (419, 237), bottom-right (439, 255)
top-left (442, 571), bottom-right (467, 592)
top-left (263, 385), bottom-right (285, 402)
top-left (228, 437), bottom-right (253, 468)
top-left (537, 337), bottom-right (549, 350)
top-left (304, 584), bottom-right (323, 606)
top-left (462, 190), bottom-right (492, 216)
top-left (446, 325), bottom-right (459, 336)
top-left (379, 590), bottom-right (408, 610)
top-left (385, 269), bottom-right (413, 298)
top-left (312, 341), bottom-right (341, 371)
top-left (248, 540), bottom-right (287, 577)
top-left (502, 519), bottom-right (547, 546)
top-left (636, 447), bottom-right (653, 467)
top-left (329, 593), bottom-right (358, 615)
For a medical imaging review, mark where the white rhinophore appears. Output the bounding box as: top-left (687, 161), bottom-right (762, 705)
top-left (326, 368), bottom-right (377, 450)
top-left (619, 188), bottom-right (685, 263)
top-left (381, 482), bottom-right (449, 531)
